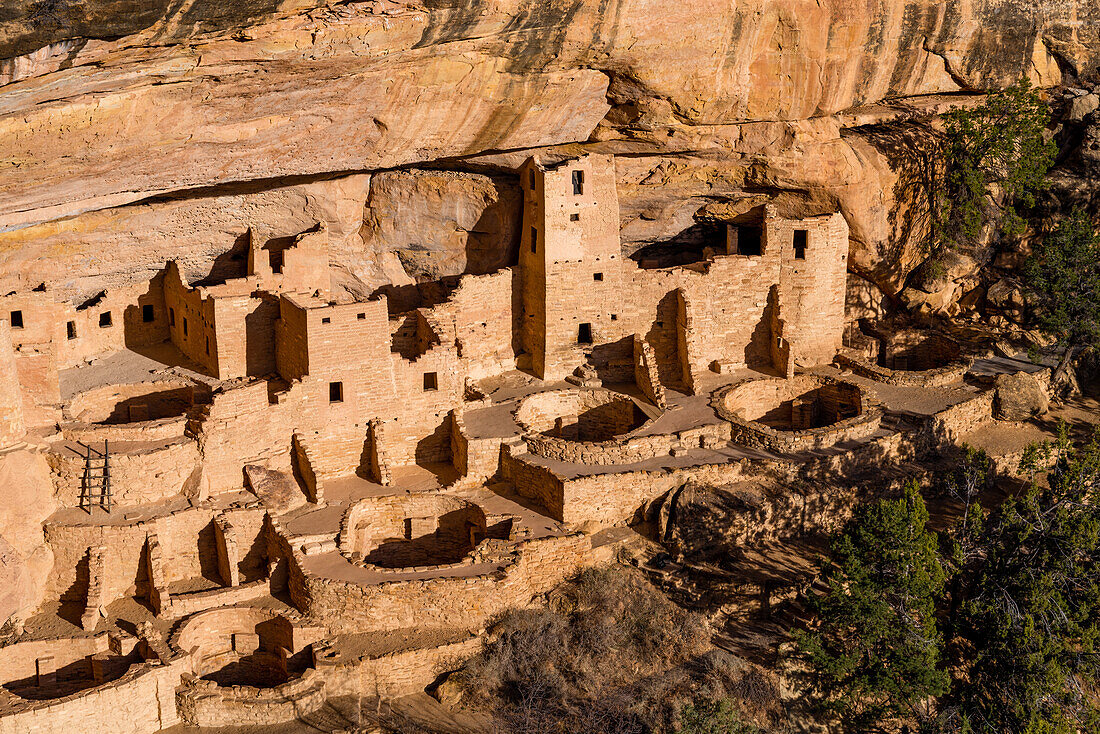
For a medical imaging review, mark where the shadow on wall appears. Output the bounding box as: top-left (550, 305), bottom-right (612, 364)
top-left (245, 294), bottom-right (280, 377)
top-left (414, 415), bottom-right (453, 467)
top-left (99, 387), bottom-right (192, 424)
top-left (197, 520), bottom-right (225, 586)
top-left (362, 507), bottom-right (481, 568)
top-left (193, 232), bottom-right (251, 288)
top-left (4, 650), bottom-right (141, 700)
top-left (589, 336), bottom-right (634, 384)
top-left (745, 285), bottom-right (778, 369)
top-left (629, 221), bottom-right (728, 270)
top-left (464, 177), bottom-right (522, 275)
top-left (646, 291), bottom-right (685, 391)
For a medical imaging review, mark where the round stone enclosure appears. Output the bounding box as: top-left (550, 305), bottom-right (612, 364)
top-left (173, 608), bottom-right (310, 688)
top-left (837, 330), bottom-right (971, 387)
top-left (65, 379), bottom-right (195, 425)
top-left (514, 389), bottom-right (650, 441)
top-left (714, 375), bottom-right (882, 452)
top-left (878, 331), bottom-right (963, 372)
top-left (340, 494), bottom-right (490, 570)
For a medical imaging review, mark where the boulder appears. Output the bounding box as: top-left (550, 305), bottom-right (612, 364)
top-left (985, 278), bottom-right (1027, 323)
top-left (994, 371), bottom-right (1049, 421)
top-left (1068, 93), bottom-right (1100, 122)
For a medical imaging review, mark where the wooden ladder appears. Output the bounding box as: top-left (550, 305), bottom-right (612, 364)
top-left (78, 440), bottom-right (111, 514)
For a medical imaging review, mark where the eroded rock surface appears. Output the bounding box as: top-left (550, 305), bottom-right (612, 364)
top-left (0, 0), bottom-right (1098, 308)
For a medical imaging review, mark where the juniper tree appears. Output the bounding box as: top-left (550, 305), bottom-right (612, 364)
top-left (798, 481), bottom-right (949, 730)
top-left (1023, 208), bottom-right (1100, 388)
top-left (933, 80), bottom-right (1055, 256)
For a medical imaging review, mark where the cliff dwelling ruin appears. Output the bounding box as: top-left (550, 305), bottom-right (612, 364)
top-left (0, 152), bottom-right (1059, 731)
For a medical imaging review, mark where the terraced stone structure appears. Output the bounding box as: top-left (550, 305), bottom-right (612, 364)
top-left (0, 151), bottom-right (1052, 732)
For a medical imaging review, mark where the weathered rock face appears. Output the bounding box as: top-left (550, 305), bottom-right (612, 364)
top-left (0, 449), bottom-right (57, 628)
top-left (994, 371), bottom-right (1050, 421)
top-left (1, 0), bottom-right (1099, 302)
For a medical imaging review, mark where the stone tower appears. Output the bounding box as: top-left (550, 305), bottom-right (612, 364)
top-left (518, 154), bottom-right (626, 380)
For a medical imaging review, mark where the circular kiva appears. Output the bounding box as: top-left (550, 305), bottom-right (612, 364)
top-left (339, 494), bottom-right (489, 571)
top-left (837, 331), bottom-right (972, 387)
top-left (713, 375), bottom-right (883, 452)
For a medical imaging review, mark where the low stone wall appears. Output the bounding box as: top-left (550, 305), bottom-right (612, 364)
top-left (0, 647), bottom-right (184, 734)
top-left (61, 414), bottom-right (189, 443)
top-left (338, 493), bottom-right (487, 570)
top-left (451, 409), bottom-right (500, 486)
top-left (930, 390), bottom-right (994, 444)
top-left (176, 668), bottom-right (327, 728)
top-left (558, 460), bottom-right (751, 526)
top-left (835, 352), bottom-right (973, 388)
top-left (48, 437), bottom-right (200, 507)
top-left (299, 533), bottom-right (595, 635)
top-left (502, 446), bottom-right (566, 520)
top-left (64, 380), bottom-right (195, 424)
top-left (714, 376), bottom-right (883, 453)
top-left (523, 421), bottom-right (729, 466)
top-left (317, 635), bottom-right (481, 699)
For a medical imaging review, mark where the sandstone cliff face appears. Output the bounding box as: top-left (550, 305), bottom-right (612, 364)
top-left (0, 450), bottom-right (57, 629)
top-left (0, 0), bottom-right (1098, 304)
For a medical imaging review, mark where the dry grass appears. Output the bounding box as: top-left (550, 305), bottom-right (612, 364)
top-left (449, 566), bottom-right (781, 733)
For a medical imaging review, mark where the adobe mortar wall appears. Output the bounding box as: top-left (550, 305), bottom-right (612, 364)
top-left (0, 660), bottom-right (183, 734)
top-left (299, 533), bottom-right (594, 635)
top-left (47, 438), bottom-right (200, 508)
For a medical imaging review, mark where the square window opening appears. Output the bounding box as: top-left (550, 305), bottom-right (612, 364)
top-left (572, 170), bottom-right (585, 196)
top-left (593, 272), bottom-right (603, 282)
top-left (793, 229), bottom-right (808, 259)
top-left (142, 304), bottom-right (155, 322)
top-left (329, 381), bottom-right (344, 403)
top-left (423, 372), bottom-right (438, 391)
top-left (357, 312), bottom-right (366, 320)
top-left (610, 314), bottom-right (618, 321)
top-left (99, 311), bottom-right (113, 328)
top-left (9, 310), bottom-right (22, 329)
top-left (321, 317), bottom-right (331, 324)
top-left (66, 321), bottom-right (77, 340)
top-left (570, 213), bottom-right (580, 222)
top-left (578, 323), bottom-right (593, 344)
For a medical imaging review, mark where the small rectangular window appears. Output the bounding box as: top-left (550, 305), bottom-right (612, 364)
top-left (793, 229), bottom-right (808, 260)
top-left (610, 314), bottom-right (618, 321)
top-left (169, 308), bottom-right (175, 326)
top-left (357, 313), bottom-right (366, 320)
top-left (578, 323), bottom-right (593, 344)
top-left (329, 381), bottom-right (343, 403)
top-left (530, 227), bottom-right (538, 254)
top-left (593, 273), bottom-right (603, 282)
top-left (183, 318), bottom-right (188, 336)
top-left (423, 372), bottom-right (438, 391)
top-left (66, 321), bottom-right (77, 340)
top-left (321, 317), bottom-right (331, 324)
top-left (9, 310), bottom-right (22, 329)
top-left (142, 304), bottom-right (155, 322)
top-left (205, 337), bottom-right (210, 356)
top-left (572, 170), bottom-right (584, 196)
top-left (99, 311), bottom-right (112, 328)
top-left (570, 213), bottom-right (580, 222)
